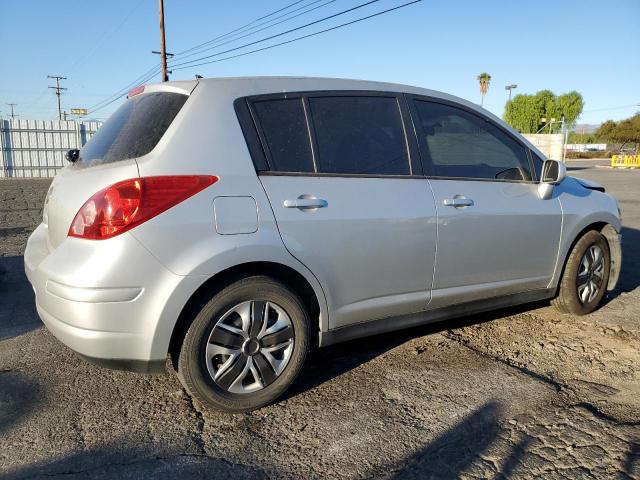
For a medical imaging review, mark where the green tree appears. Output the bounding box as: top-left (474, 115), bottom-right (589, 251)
top-left (554, 92), bottom-right (584, 129)
top-left (477, 72), bottom-right (491, 107)
top-left (595, 120), bottom-right (617, 142)
top-left (609, 113), bottom-right (640, 146)
top-left (504, 94), bottom-right (540, 133)
top-left (503, 90), bottom-right (584, 133)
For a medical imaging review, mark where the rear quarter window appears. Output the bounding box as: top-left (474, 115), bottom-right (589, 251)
top-left (252, 98), bottom-right (315, 173)
top-left (79, 92), bottom-right (187, 167)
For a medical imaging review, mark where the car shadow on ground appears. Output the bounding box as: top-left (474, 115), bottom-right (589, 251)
top-left (0, 256), bottom-right (41, 342)
top-left (0, 371), bottom-right (42, 439)
top-left (616, 226), bottom-right (640, 293)
top-left (0, 401), bottom-right (536, 479)
top-left (387, 400), bottom-right (516, 479)
top-left (285, 300), bottom-right (550, 401)
top-left (289, 225), bottom-right (640, 400)
top-left (2, 445), bottom-right (271, 480)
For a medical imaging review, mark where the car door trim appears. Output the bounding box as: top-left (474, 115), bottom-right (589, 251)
top-left (318, 288), bottom-right (555, 347)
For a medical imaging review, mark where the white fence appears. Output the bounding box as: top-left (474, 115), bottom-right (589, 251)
top-left (522, 133), bottom-right (564, 160)
top-left (566, 143), bottom-right (607, 152)
top-left (0, 119), bottom-right (101, 178)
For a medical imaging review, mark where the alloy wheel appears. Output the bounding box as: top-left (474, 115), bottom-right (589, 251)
top-left (577, 245), bottom-right (605, 304)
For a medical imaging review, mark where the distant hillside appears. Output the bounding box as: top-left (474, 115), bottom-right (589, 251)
top-left (572, 123), bottom-right (599, 134)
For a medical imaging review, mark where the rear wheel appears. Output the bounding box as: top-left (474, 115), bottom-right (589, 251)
top-left (552, 230), bottom-right (610, 315)
top-left (177, 276), bottom-right (310, 412)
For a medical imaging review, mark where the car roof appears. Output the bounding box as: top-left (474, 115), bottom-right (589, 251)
top-left (149, 76), bottom-right (547, 160)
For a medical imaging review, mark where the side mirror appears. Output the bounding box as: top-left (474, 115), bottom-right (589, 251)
top-left (538, 159), bottom-right (566, 199)
top-left (65, 149), bottom-right (80, 163)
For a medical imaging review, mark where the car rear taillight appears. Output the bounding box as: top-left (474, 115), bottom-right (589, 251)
top-left (68, 175), bottom-right (218, 240)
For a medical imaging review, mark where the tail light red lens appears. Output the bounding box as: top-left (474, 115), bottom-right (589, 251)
top-left (68, 175), bottom-right (218, 240)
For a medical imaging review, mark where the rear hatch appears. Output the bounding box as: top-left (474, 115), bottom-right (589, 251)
top-left (43, 82), bottom-right (195, 249)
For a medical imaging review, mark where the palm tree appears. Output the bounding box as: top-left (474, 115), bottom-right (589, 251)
top-left (477, 72), bottom-right (491, 107)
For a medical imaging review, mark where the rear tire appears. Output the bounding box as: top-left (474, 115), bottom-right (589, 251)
top-left (177, 276), bottom-right (310, 412)
top-left (552, 230), bottom-right (610, 315)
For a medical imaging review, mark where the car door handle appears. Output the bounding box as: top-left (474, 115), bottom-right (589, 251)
top-left (284, 197), bottom-right (328, 210)
top-left (443, 198), bottom-right (474, 207)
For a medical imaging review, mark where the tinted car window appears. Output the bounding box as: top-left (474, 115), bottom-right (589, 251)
top-left (308, 96), bottom-right (410, 175)
top-left (413, 100), bottom-right (532, 181)
top-left (252, 98), bottom-right (314, 173)
top-left (79, 92), bottom-right (187, 167)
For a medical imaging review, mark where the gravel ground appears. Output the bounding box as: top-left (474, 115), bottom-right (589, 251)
top-left (0, 162), bottom-right (638, 479)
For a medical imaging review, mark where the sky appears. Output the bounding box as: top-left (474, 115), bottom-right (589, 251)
top-left (1, 0), bottom-right (638, 125)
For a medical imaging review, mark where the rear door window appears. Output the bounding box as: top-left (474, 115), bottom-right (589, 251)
top-left (307, 96), bottom-right (410, 175)
top-left (79, 92), bottom-right (187, 167)
top-left (412, 99), bottom-right (532, 181)
top-left (252, 98), bottom-right (314, 173)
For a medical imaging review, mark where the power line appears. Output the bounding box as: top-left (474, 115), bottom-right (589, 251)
top-left (582, 104), bottom-right (640, 113)
top-left (86, 64), bottom-right (161, 113)
top-left (175, 0), bottom-right (313, 56)
top-left (66, 0), bottom-right (145, 73)
top-left (87, 67), bottom-right (162, 115)
top-left (85, 0), bottom-right (347, 116)
top-left (87, 0), bottom-right (350, 116)
top-left (86, 0), bottom-right (421, 116)
top-left (88, 0), bottom-right (367, 115)
top-left (172, 0), bottom-right (421, 71)
top-left (175, 0), bottom-right (335, 61)
top-left (169, 0), bottom-right (384, 70)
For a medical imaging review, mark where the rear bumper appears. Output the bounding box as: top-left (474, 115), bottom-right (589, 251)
top-left (24, 223), bottom-right (197, 372)
top-left (76, 354), bottom-right (167, 374)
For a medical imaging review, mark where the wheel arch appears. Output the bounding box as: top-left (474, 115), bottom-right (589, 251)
top-left (601, 223), bottom-right (621, 291)
top-left (552, 221), bottom-right (621, 294)
top-left (168, 261), bottom-right (325, 365)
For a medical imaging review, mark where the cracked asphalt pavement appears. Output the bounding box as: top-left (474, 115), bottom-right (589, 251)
top-left (1, 159), bottom-right (638, 479)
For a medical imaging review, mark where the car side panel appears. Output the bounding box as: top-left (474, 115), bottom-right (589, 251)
top-left (428, 179), bottom-right (562, 308)
top-left (130, 83), bottom-right (330, 341)
top-left (260, 176), bottom-right (437, 329)
top-left (548, 176), bottom-right (621, 291)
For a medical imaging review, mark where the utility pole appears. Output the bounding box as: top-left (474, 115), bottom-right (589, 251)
top-left (152, 50), bottom-right (174, 80)
top-left (5, 103), bottom-right (18, 119)
top-left (561, 115), bottom-right (568, 163)
top-left (158, 0), bottom-right (169, 82)
top-left (48, 75), bottom-right (67, 121)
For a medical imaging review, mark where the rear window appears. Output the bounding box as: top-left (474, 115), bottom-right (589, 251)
top-left (79, 92), bottom-right (187, 166)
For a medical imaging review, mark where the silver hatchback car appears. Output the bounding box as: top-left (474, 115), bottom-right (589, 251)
top-left (25, 77), bottom-right (621, 412)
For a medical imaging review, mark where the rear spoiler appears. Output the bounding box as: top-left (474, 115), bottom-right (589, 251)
top-left (128, 80), bottom-right (198, 99)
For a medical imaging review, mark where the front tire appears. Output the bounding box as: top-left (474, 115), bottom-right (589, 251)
top-left (552, 230), bottom-right (610, 315)
top-left (177, 276), bottom-right (310, 412)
